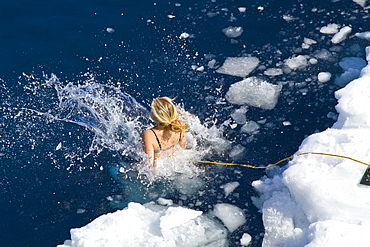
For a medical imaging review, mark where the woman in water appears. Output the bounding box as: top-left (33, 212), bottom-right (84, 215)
top-left (142, 97), bottom-right (188, 168)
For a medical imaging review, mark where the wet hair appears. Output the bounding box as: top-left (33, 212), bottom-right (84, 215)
top-left (151, 97), bottom-right (188, 132)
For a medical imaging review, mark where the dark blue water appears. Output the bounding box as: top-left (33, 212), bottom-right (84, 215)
top-left (1, 0), bottom-right (369, 246)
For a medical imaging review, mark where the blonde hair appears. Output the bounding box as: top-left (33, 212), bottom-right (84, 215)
top-left (151, 97), bottom-right (188, 132)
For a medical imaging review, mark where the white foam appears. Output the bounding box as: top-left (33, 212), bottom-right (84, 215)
top-left (252, 45), bottom-right (370, 246)
top-left (213, 203), bottom-right (246, 233)
top-left (222, 26), bottom-right (244, 38)
top-left (216, 57), bottom-right (260, 77)
top-left (225, 77), bottom-right (282, 110)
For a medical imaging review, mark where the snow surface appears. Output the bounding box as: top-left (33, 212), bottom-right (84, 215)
top-left (252, 45), bottom-right (370, 246)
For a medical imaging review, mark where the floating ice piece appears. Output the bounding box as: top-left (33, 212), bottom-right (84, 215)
top-left (238, 7), bottom-right (247, 13)
top-left (302, 37), bottom-right (317, 49)
top-left (179, 32), bottom-right (190, 39)
top-left (284, 55), bottom-right (309, 70)
top-left (231, 106), bottom-right (248, 125)
top-left (240, 233), bottom-right (252, 246)
top-left (222, 26), bottom-right (244, 38)
top-left (352, 0), bottom-right (367, 7)
top-left (331, 26), bottom-right (352, 44)
top-left (225, 77), bottom-right (282, 110)
top-left (213, 203), bottom-right (246, 232)
top-left (318, 72), bottom-right (332, 83)
top-left (55, 142), bottom-right (62, 150)
top-left (167, 14), bottom-right (176, 19)
top-left (58, 202), bottom-right (228, 247)
top-left (229, 144), bottom-right (246, 159)
top-left (319, 23), bottom-right (340, 34)
top-left (355, 31), bottom-right (370, 41)
top-left (220, 181), bottom-right (240, 197)
top-left (106, 27), bottom-right (115, 33)
top-left (216, 57), bottom-right (259, 77)
top-left (264, 68), bottom-right (283, 76)
top-left (241, 121), bottom-right (260, 134)
top-left (157, 198), bottom-right (173, 206)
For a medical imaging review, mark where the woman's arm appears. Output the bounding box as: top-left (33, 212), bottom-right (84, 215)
top-left (142, 130), bottom-right (155, 169)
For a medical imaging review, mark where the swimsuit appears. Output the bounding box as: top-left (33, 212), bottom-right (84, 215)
top-left (151, 129), bottom-right (182, 154)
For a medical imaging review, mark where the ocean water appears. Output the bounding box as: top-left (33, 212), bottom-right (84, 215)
top-left (0, 0), bottom-right (369, 246)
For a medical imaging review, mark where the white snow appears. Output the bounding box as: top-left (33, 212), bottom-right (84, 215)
top-left (222, 26), bottom-right (244, 38)
top-left (216, 57), bottom-right (260, 77)
top-left (213, 203), bottom-right (246, 232)
top-left (225, 77), bottom-right (282, 110)
top-left (252, 45), bottom-right (370, 247)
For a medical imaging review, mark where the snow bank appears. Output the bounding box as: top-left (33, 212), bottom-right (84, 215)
top-left (57, 202), bottom-right (228, 247)
top-left (252, 46), bottom-right (370, 246)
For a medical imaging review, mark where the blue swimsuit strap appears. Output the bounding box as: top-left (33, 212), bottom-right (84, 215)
top-left (151, 129), bottom-right (182, 154)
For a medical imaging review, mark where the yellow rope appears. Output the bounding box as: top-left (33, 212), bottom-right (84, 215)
top-left (192, 152), bottom-right (370, 169)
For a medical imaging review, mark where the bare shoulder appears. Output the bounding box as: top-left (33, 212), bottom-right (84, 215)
top-left (142, 129), bottom-right (154, 139)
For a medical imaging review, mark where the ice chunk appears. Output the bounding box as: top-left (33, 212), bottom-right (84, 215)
top-left (106, 27), bottom-right (115, 33)
top-left (160, 207), bottom-right (202, 230)
top-left (231, 106), bottom-right (248, 125)
top-left (222, 26), bottom-right (244, 38)
top-left (213, 203), bottom-right (246, 232)
top-left (225, 77), bottom-right (282, 110)
top-left (264, 68), bottom-right (283, 76)
top-left (58, 202), bottom-right (228, 247)
top-left (240, 233), bottom-right (252, 246)
top-left (220, 181), bottom-right (240, 197)
top-left (238, 7), bottom-right (247, 13)
top-left (241, 121), bottom-right (260, 134)
top-left (317, 72), bottom-right (332, 82)
top-left (229, 144), bottom-right (245, 159)
top-left (319, 23), bottom-right (340, 34)
top-left (302, 37), bottom-right (317, 49)
top-left (355, 31), bottom-right (370, 41)
top-left (284, 55), bottom-right (309, 70)
top-left (331, 26), bottom-right (352, 44)
top-left (216, 57), bottom-right (260, 77)
top-left (179, 32), bottom-right (190, 39)
top-left (352, 0), bottom-right (367, 7)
